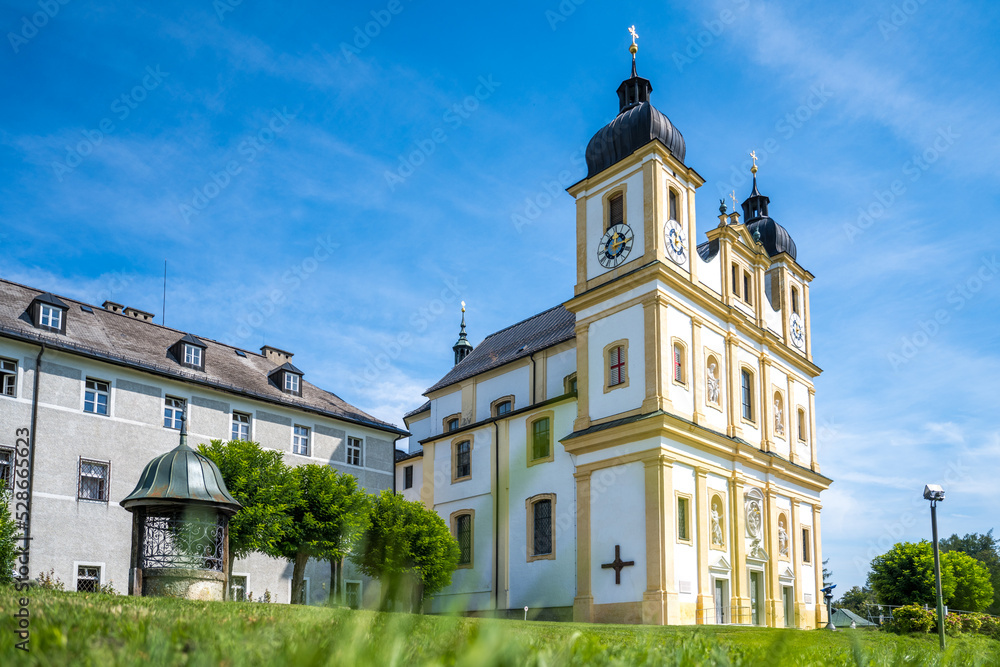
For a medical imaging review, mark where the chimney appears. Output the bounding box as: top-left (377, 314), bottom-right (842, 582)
top-left (261, 345), bottom-right (294, 365)
top-left (102, 301), bottom-right (124, 314)
top-left (124, 307), bottom-right (155, 322)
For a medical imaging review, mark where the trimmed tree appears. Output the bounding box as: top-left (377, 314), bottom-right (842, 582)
top-left (198, 440), bottom-right (296, 581)
top-left (277, 464), bottom-right (370, 605)
top-left (940, 531), bottom-right (1000, 614)
top-left (868, 541), bottom-right (957, 607)
top-left (351, 490), bottom-right (460, 611)
top-left (943, 550), bottom-right (994, 612)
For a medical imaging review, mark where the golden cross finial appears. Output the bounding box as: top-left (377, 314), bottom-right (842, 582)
top-left (461, 301), bottom-right (466, 313)
top-left (730, 190), bottom-right (737, 213)
top-left (628, 25), bottom-right (639, 45)
top-left (750, 150), bottom-right (759, 174)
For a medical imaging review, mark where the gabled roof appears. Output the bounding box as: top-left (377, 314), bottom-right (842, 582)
top-left (178, 333), bottom-right (207, 348)
top-left (403, 400), bottom-right (430, 419)
top-left (0, 278), bottom-right (407, 436)
top-left (33, 292), bottom-right (69, 309)
top-left (425, 304), bottom-right (576, 395)
top-left (272, 361), bottom-right (303, 375)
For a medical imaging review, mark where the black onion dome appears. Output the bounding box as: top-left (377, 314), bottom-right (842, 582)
top-left (585, 64), bottom-right (686, 178)
top-left (741, 175), bottom-right (796, 260)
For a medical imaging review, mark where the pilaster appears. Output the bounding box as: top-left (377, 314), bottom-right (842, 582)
top-left (574, 326), bottom-right (591, 432)
top-left (573, 471), bottom-right (594, 622)
top-left (686, 186), bottom-right (698, 285)
top-left (691, 318), bottom-right (706, 425)
top-left (575, 195), bottom-right (588, 295)
top-left (725, 334), bottom-right (742, 438)
top-left (765, 490), bottom-right (782, 628)
top-left (791, 500), bottom-right (805, 628)
top-left (420, 441), bottom-right (436, 509)
top-left (643, 159), bottom-right (665, 266)
top-left (813, 506), bottom-right (825, 628)
top-left (808, 388), bottom-right (819, 473)
top-left (694, 468), bottom-right (713, 623)
top-left (642, 454), bottom-right (675, 625)
top-left (729, 475), bottom-right (748, 616)
top-left (786, 375), bottom-right (797, 465)
top-left (760, 354), bottom-right (773, 452)
top-left (803, 282), bottom-right (813, 362)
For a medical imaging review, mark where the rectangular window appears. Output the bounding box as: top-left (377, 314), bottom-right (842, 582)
top-left (673, 345), bottom-right (684, 383)
top-left (284, 373), bottom-right (300, 393)
top-left (531, 418), bottom-right (551, 461)
top-left (677, 496), bottom-right (690, 541)
top-left (232, 412), bottom-right (251, 441)
top-left (669, 189), bottom-right (679, 221)
top-left (743, 272), bottom-right (753, 305)
top-left (731, 264), bottom-right (740, 297)
top-left (76, 565), bottom-right (100, 592)
top-left (39, 304), bottom-right (62, 330)
top-left (184, 344), bottom-right (202, 367)
top-left (608, 345), bottom-right (625, 386)
top-left (163, 397), bottom-right (185, 429)
top-left (347, 437), bottom-right (363, 466)
top-left (797, 409), bottom-right (806, 441)
top-left (403, 465), bottom-right (413, 489)
top-left (791, 287), bottom-right (799, 314)
top-left (533, 499), bottom-right (553, 556)
top-left (455, 441), bottom-right (471, 480)
top-left (229, 575), bottom-right (248, 602)
top-left (741, 370), bottom-right (753, 421)
top-left (0, 447), bottom-right (13, 488)
top-left (0, 358), bottom-right (16, 397)
top-left (802, 528), bottom-right (811, 563)
top-left (84, 379), bottom-right (109, 415)
top-left (447, 418), bottom-right (459, 431)
top-left (456, 513), bottom-right (472, 565)
top-left (78, 459), bottom-right (110, 502)
top-left (608, 192), bottom-right (624, 230)
top-left (293, 425), bottom-right (310, 456)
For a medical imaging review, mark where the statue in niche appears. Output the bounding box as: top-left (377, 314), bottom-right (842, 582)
top-left (778, 519), bottom-right (789, 557)
top-left (711, 506), bottom-right (724, 546)
top-left (707, 362), bottom-right (720, 404)
top-left (774, 398), bottom-right (784, 435)
top-left (746, 498), bottom-right (762, 539)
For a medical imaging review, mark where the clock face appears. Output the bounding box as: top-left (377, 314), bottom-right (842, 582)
top-left (790, 312), bottom-right (805, 349)
top-left (664, 218), bottom-right (687, 265)
top-left (597, 223), bottom-right (634, 269)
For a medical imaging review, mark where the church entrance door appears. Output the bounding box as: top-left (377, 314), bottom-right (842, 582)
top-left (749, 571), bottom-right (764, 626)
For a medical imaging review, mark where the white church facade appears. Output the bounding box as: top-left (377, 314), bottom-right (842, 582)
top-left (397, 44), bottom-right (831, 628)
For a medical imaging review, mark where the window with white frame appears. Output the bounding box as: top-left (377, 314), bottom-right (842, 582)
top-left (293, 426), bottom-right (310, 456)
top-left (232, 411), bottom-right (251, 441)
top-left (284, 373), bottom-right (300, 394)
top-left (0, 358), bottom-right (16, 397)
top-left (740, 369), bottom-right (754, 422)
top-left (608, 344), bottom-right (626, 387)
top-left (76, 565), bottom-right (100, 592)
top-left (84, 379), bottom-right (109, 415)
top-left (230, 574), bottom-right (248, 601)
top-left (184, 344), bottom-right (202, 368)
top-left (39, 304), bottom-right (62, 330)
top-left (0, 447), bottom-right (13, 488)
top-left (347, 437), bottom-right (363, 466)
top-left (163, 397), bottom-right (185, 429)
top-left (672, 343), bottom-right (686, 384)
top-left (78, 459), bottom-right (110, 502)
top-left (403, 465), bottom-right (413, 489)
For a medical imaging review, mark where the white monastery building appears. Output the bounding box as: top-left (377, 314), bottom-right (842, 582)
top-left (0, 280), bottom-right (407, 605)
top-left (397, 42), bottom-right (831, 628)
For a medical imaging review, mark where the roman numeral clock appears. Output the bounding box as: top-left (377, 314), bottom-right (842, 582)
top-left (597, 223), bottom-right (634, 269)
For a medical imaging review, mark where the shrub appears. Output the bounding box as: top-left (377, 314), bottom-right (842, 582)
top-left (980, 615), bottom-right (1000, 639)
top-left (887, 604), bottom-right (935, 634)
top-left (35, 568), bottom-right (65, 591)
top-left (959, 613), bottom-right (984, 634)
top-left (941, 612), bottom-right (963, 637)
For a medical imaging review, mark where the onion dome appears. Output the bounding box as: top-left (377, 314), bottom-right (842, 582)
top-left (741, 173), bottom-right (797, 261)
top-left (585, 37), bottom-right (686, 178)
top-left (121, 416), bottom-right (240, 514)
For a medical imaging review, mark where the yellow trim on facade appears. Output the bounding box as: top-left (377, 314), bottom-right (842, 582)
top-left (525, 493), bottom-right (557, 562)
top-left (603, 338), bottom-right (630, 393)
top-left (450, 508), bottom-right (475, 569)
top-left (525, 410), bottom-right (555, 467)
top-left (450, 434), bottom-right (473, 484)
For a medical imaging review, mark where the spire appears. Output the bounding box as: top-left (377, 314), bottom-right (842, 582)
top-left (178, 413), bottom-right (189, 449)
top-left (453, 302), bottom-right (473, 366)
top-left (741, 149), bottom-right (770, 222)
top-left (616, 25), bottom-right (652, 113)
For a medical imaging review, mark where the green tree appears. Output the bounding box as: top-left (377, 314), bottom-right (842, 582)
top-left (867, 541), bottom-right (956, 607)
top-left (0, 483), bottom-right (22, 585)
top-left (351, 490), bottom-right (460, 611)
top-left (940, 531), bottom-right (1000, 614)
top-left (276, 465), bottom-right (370, 605)
top-left (942, 549), bottom-right (994, 612)
top-left (836, 585), bottom-right (876, 615)
top-left (198, 440), bottom-right (295, 579)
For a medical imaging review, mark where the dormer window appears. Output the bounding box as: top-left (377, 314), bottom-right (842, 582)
top-left (270, 362), bottom-right (304, 397)
top-left (172, 334), bottom-right (207, 371)
top-left (30, 293), bottom-right (69, 334)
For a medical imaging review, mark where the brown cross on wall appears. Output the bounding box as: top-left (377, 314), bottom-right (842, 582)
top-left (600, 544), bottom-right (635, 585)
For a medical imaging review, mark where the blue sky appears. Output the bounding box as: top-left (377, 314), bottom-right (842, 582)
top-left (2, 0), bottom-right (998, 593)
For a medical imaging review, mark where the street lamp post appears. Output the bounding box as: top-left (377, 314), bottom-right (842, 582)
top-left (924, 484), bottom-right (946, 651)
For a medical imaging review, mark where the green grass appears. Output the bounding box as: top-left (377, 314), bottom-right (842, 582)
top-left (2, 587), bottom-right (998, 666)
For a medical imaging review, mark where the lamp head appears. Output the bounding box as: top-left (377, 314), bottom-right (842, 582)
top-left (923, 484), bottom-right (945, 501)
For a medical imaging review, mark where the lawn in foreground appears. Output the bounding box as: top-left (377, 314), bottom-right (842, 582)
top-left (2, 587), bottom-right (998, 666)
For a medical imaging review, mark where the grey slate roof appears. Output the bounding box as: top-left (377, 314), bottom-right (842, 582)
top-left (403, 400), bottom-right (430, 420)
top-left (0, 278), bottom-right (407, 436)
top-left (425, 304), bottom-right (576, 394)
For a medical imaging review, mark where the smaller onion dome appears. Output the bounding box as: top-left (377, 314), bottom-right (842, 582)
top-left (121, 417), bottom-right (240, 515)
top-left (741, 174), bottom-right (797, 261)
top-left (453, 302), bottom-right (473, 366)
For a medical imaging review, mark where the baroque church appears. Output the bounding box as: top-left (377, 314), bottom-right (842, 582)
top-left (396, 37), bottom-right (830, 628)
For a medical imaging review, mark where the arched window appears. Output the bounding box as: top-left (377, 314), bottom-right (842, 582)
top-left (740, 369), bottom-right (754, 421)
top-left (527, 413), bottom-right (553, 465)
top-left (452, 439), bottom-right (472, 482)
top-left (790, 286), bottom-right (799, 314)
top-left (491, 396), bottom-right (514, 417)
top-left (672, 341), bottom-right (686, 384)
top-left (706, 355), bottom-right (721, 406)
top-left (797, 408), bottom-right (807, 442)
top-left (526, 494), bottom-right (557, 561)
top-left (451, 510), bottom-right (474, 567)
top-left (605, 341), bottom-right (628, 389)
top-left (607, 191), bottom-right (624, 231)
top-left (563, 373), bottom-right (578, 395)
top-left (669, 189), bottom-right (680, 221)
